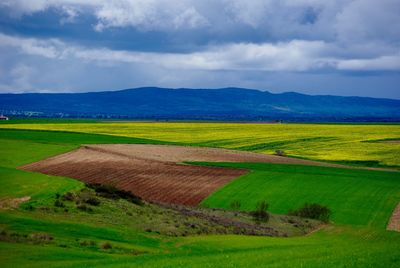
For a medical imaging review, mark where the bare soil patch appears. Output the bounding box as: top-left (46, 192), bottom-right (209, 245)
top-left (21, 146), bottom-right (248, 206)
top-left (387, 203), bottom-right (400, 232)
top-left (0, 196), bottom-right (30, 210)
top-left (381, 140), bottom-right (400, 144)
top-left (21, 144), bottom-right (393, 206)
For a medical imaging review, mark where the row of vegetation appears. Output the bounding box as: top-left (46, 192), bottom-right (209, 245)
top-left (54, 183), bottom-right (144, 212)
top-left (230, 200), bottom-right (331, 223)
top-left (0, 229), bottom-right (118, 251)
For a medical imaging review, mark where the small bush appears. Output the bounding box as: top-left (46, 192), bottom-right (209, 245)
top-left (0, 231), bottom-right (29, 243)
top-left (80, 240), bottom-right (89, 246)
top-left (100, 241), bottom-right (112, 249)
top-left (85, 197), bottom-right (101, 206)
top-left (62, 192), bottom-right (75, 201)
top-left (30, 232), bottom-right (53, 243)
top-left (275, 150), bottom-right (286, 156)
top-left (230, 200), bottom-right (241, 210)
top-left (22, 204), bottom-right (34, 211)
top-left (252, 201), bottom-right (269, 222)
top-left (80, 240), bottom-right (97, 247)
top-left (54, 199), bottom-right (65, 208)
top-left (289, 203), bottom-right (331, 222)
top-left (77, 204), bottom-right (93, 212)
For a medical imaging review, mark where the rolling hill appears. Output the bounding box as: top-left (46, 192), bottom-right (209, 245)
top-left (1, 87), bottom-right (400, 121)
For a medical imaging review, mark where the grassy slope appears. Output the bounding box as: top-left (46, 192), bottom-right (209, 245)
top-left (0, 128), bottom-right (399, 267)
top-left (200, 163), bottom-right (400, 229)
top-left (1, 226), bottom-right (400, 267)
top-left (0, 122), bottom-right (399, 167)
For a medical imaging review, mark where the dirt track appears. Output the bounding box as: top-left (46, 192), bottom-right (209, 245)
top-left (21, 144), bottom-right (395, 206)
top-left (387, 203), bottom-right (400, 232)
top-left (79, 144), bottom-right (398, 170)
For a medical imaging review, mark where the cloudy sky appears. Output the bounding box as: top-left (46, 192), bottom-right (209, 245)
top-left (0, 0), bottom-right (399, 98)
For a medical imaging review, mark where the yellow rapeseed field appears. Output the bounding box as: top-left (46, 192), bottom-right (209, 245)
top-left (2, 122), bottom-right (400, 166)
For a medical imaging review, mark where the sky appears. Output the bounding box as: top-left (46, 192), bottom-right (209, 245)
top-left (0, 0), bottom-right (399, 99)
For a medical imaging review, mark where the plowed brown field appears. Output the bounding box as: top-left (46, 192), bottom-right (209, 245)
top-left (21, 144), bottom-right (388, 206)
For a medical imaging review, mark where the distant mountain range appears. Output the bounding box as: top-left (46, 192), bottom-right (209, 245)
top-left (1, 87), bottom-right (399, 122)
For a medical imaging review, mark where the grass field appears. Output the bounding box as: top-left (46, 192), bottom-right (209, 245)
top-left (199, 162), bottom-right (400, 228)
top-left (1, 122), bottom-right (399, 167)
top-left (0, 125), bottom-right (400, 267)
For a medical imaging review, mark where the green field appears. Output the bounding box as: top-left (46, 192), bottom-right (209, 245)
top-left (0, 123), bottom-right (400, 267)
top-left (1, 122), bottom-right (399, 167)
top-left (200, 162), bottom-right (400, 228)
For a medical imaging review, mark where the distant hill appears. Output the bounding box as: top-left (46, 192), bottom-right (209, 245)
top-left (1, 87), bottom-right (399, 121)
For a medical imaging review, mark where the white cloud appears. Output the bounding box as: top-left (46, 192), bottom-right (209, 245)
top-left (1, 0), bottom-right (399, 47)
top-left (335, 0), bottom-right (400, 44)
top-left (0, 0), bottom-right (49, 16)
top-left (337, 54), bottom-right (400, 71)
top-left (173, 7), bottom-right (209, 30)
top-left (0, 33), bottom-right (64, 58)
top-left (1, 33), bottom-right (399, 72)
top-left (0, 34), bottom-right (328, 71)
top-left (93, 0), bottom-right (209, 32)
top-left (59, 5), bottom-right (80, 25)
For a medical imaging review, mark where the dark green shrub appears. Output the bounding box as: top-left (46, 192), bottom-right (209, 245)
top-left (252, 201), bottom-right (269, 222)
top-left (275, 150), bottom-right (286, 156)
top-left (22, 204), bottom-right (34, 211)
top-left (230, 200), bottom-right (241, 210)
top-left (85, 197), bottom-right (101, 206)
top-left (80, 240), bottom-right (96, 247)
top-left (87, 183), bottom-right (143, 206)
top-left (62, 192), bottom-right (75, 201)
top-left (289, 203), bottom-right (331, 222)
top-left (54, 199), bottom-right (65, 208)
top-left (100, 241), bottom-right (112, 249)
top-left (80, 240), bottom-right (89, 246)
